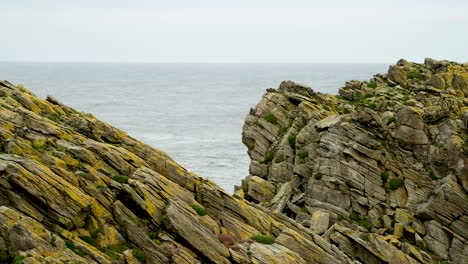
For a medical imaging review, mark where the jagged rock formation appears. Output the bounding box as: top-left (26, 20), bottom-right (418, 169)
top-left (240, 58), bottom-right (468, 264)
top-left (0, 58), bottom-right (466, 264)
top-left (0, 80), bottom-right (364, 264)
top-left (0, 81), bottom-right (339, 264)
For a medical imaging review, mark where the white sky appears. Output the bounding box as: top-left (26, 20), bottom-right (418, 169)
top-left (1, 0), bottom-right (467, 63)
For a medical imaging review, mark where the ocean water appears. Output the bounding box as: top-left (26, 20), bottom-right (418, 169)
top-left (0, 63), bottom-right (389, 192)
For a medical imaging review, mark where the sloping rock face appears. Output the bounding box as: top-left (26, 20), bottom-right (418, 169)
top-left (241, 59), bottom-right (468, 264)
top-left (0, 81), bottom-right (358, 263)
top-left (0, 58), bottom-right (466, 264)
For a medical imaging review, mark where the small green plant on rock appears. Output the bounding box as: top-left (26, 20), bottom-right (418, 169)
top-left (359, 233), bottom-right (370, 242)
top-left (253, 120), bottom-right (263, 128)
top-left (112, 175), bottom-right (129, 184)
top-left (260, 150), bottom-right (275, 164)
top-left (386, 116), bottom-right (396, 125)
top-left (104, 249), bottom-right (119, 260)
top-left (263, 113), bottom-right (278, 125)
top-left (358, 219), bottom-right (373, 230)
top-left (350, 211), bottom-right (359, 221)
top-left (12, 256), bottom-right (25, 264)
top-left (65, 239), bottom-right (85, 257)
top-left (380, 172), bottom-right (389, 183)
top-left (74, 249), bottom-right (85, 257)
top-left (297, 149), bottom-right (309, 159)
top-left (65, 240), bottom-right (76, 250)
top-left (32, 142), bottom-right (48, 152)
top-left (106, 243), bottom-right (132, 254)
top-left (79, 236), bottom-right (98, 247)
top-left (57, 146), bottom-right (67, 152)
top-left (314, 172), bottom-right (323, 180)
top-left (367, 82), bottom-right (377, 88)
top-left (148, 231), bottom-right (158, 239)
top-left (389, 178), bottom-right (404, 190)
top-left (407, 71), bottom-right (424, 80)
top-left (349, 211), bottom-right (373, 230)
top-left (288, 134), bottom-right (297, 149)
top-left (251, 234), bottom-right (275, 245)
top-left (191, 204), bottom-right (207, 216)
top-left (133, 249), bottom-right (146, 262)
top-left (274, 154), bottom-right (285, 163)
top-left (46, 112), bottom-right (62, 123)
top-left (278, 127), bottom-right (288, 136)
top-left (368, 102), bottom-right (377, 110)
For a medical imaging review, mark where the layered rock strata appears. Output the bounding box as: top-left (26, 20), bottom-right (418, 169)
top-left (0, 58), bottom-right (466, 264)
top-left (0, 80), bottom-right (352, 263)
top-left (240, 58), bottom-right (468, 264)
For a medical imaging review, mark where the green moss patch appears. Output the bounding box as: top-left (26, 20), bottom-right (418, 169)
top-left (389, 178), bottom-right (404, 190)
top-left (288, 134), bottom-right (297, 149)
top-left (297, 149), bottom-right (309, 159)
top-left (274, 154), bottom-right (285, 163)
top-left (314, 172), bottom-right (323, 180)
top-left (191, 204), bottom-right (207, 216)
top-left (386, 116), bottom-right (396, 125)
top-left (13, 256), bottom-right (25, 264)
top-left (260, 150), bottom-right (275, 164)
top-left (263, 113), bottom-right (278, 125)
top-left (79, 236), bottom-right (98, 247)
top-left (380, 172), bottom-right (389, 183)
top-left (251, 234), bottom-right (275, 245)
top-left (133, 249), bottom-right (146, 262)
top-left (112, 175), bottom-right (129, 184)
top-left (65, 240), bottom-right (76, 250)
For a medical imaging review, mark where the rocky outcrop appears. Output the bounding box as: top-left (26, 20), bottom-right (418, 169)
top-left (0, 79), bottom-right (385, 264)
top-left (240, 59), bottom-right (468, 264)
top-left (0, 58), bottom-right (466, 264)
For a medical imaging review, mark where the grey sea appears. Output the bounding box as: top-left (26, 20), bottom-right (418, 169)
top-left (0, 63), bottom-right (389, 192)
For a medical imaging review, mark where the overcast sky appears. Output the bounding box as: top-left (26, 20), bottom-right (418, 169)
top-left (1, 0), bottom-right (467, 63)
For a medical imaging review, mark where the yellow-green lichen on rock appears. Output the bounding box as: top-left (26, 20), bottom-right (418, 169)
top-left (0, 59), bottom-right (467, 264)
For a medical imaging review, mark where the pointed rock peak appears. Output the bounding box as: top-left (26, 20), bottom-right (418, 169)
top-left (278, 80), bottom-right (316, 97)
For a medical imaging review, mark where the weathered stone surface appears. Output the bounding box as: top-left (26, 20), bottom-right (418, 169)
top-left (309, 210), bottom-right (330, 234)
top-left (431, 74), bottom-right (446, 89)
top-left (336, 225), bottom-right (419, 264)
top-left (241, 59), bottom-right (468, 264)
top-left (388, 66), bottom-right (407, 85)
top-left (394, 107), bottom-right (429, 147)
top-left (249, 243), bottom-right (307, 264)
top-left (423, 220), bottom-right (450, 259)
top-left (1, 58), bottom-right (467, 263)
top-left (315, 115), bottom-right (342, 130)
top-left (275, 228), bottom-right (340, 264)
top-left (162, 201), bottom-right (230, 263)
top-left (242, 175), bottom-right (276, 204)
top-left (1, 81), bottom-right (356, 263)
